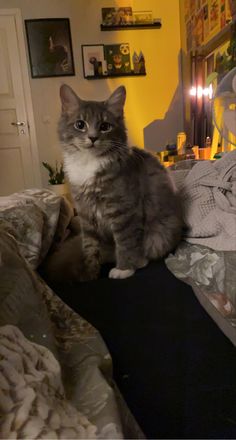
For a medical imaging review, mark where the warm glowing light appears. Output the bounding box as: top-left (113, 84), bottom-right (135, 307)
top-left (208, 84), bottom-right (213, 99)
top-left (189, 86), bottom-right (196, 96)
top-left (189, 85), bottom-right (213, 99)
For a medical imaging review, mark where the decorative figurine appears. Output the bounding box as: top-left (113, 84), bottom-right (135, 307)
top-left (138, 51), bottom-right (146, 74)
top-left (132, 51), bottom-right (139, 73)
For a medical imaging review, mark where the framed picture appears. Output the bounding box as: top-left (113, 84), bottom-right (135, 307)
top-left (186, 19), bottom-right (193, 51)
top-left (194, 8), bottom-right (204, 47)
top-left (133, 10), bottom-right (153, 24)
top-left (209, 0), bottom-right (220, 35)
top-left (189, 0), bottom-right (197, 16)
top-left (184, 0), bottom-right (190, 22)
top-left (228, 0), bottom-right (236, 19)
top-left (203, 3), bottom-right (210, 41)
top-left (101, 7), bottom-right (133, 26)
top-left (25, 18), bottom-right (75, 78)
top-left (81, 44), bottom-right (107, 78)
top-left (104, 43), bottom-right (131, 75)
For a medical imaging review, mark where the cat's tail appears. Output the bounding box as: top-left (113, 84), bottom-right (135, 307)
top-left (144, 216), bottom-right (183, 260)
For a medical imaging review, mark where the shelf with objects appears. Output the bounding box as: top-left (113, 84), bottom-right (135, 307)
top-left (84, 72), bottom-right (146, 80)
top-left (100, 6), bottom-right (161, 31)
top-left (100, 21), bottom-right (162, 31)
top-left (81, 43), bottom-right (147, 80)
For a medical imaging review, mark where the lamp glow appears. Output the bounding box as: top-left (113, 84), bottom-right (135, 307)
top-left (189, 85), bottom-right (213, 99)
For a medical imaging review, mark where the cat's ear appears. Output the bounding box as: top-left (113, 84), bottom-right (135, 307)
top-left (60, 84), bottom-right (80, 114)
top-left (106, 86), bottom-right (126, 117)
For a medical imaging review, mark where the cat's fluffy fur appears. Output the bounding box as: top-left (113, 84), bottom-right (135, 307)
top-left (48, 84), bottom-right (183, 281)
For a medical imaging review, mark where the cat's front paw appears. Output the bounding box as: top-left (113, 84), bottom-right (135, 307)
top-left (109, 267), bottom-right (135, 279)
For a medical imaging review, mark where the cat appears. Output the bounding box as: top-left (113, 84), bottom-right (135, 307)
top-left (56, 84), bottom-right (183, 281)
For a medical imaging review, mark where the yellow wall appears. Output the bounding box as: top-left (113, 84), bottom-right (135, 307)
top-left (0, 0), bottom-right (182, 185)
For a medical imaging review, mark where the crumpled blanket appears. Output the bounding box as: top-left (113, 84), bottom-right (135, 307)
top-left (0, 195), bottom-right (141, 440)
top-left (0, 189), bottom-right (74, 269)
top-left (165, 153), bottom-right (236, 346)
top-left (180, 150), bottom-right (236, 250)
top-left (0, 325), bottom-right (97, 439)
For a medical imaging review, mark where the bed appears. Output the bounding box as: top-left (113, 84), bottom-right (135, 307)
top-left (0, 150), bottom-right (236, 439)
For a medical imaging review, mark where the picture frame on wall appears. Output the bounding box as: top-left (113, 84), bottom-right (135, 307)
top-left (104, 43), bottom-right (131, 75)
top-left (101, 7), bottom-right (133, 26)
top-left (133, 10), bottom-right (153, 24)
top-left (81, 44), bottom-right (107, 78)
top-left (209, 0), bottom-right (220, 35)
top-left (25, 18), bottom-right (75, 78)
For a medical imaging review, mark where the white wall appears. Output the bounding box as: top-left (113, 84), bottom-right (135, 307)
top-left (0, 0), bottom-right (182, 186)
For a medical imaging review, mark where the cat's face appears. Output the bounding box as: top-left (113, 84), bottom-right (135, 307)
top-left (58, 85), bottom-right (127, 157)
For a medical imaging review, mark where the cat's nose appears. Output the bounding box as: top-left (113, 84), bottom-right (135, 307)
top-left (89, 136), bottom-right (98, 144)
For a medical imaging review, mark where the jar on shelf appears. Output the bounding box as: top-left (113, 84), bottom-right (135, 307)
top-left (185, 143), bottom-right (195, 160)
top-left (177, 132), bottom-right (186, 154)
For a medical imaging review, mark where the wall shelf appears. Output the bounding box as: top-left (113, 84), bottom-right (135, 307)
top-left (84, 71), bottom-right (146, 80)
top-left (100, 22), bottom-right (162, 31)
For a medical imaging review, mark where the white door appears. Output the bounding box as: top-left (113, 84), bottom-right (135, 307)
top-left (0, 10), bottom-right (41, 196)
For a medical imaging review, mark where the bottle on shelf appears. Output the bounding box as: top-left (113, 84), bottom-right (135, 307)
top-left (199, 136), bottom-right (212, 159)
top-left (205, 136), bottom-right (212, 148)
top-left (177, 132), bottom-right (186, 155)
top-left (185, 143), bottom-right (195, 160)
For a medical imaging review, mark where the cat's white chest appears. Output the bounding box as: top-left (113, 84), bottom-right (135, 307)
top-left (64, 153), bottom-right (104, 187)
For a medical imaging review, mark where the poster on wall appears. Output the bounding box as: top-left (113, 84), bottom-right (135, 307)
top-left (226, 0), bottom-right (233, 20)
top-left (25, 18), bottom-right (75, 78)
top-left (209, 0), bottom-right (220, 34)
top-left (220, 0), bottom-right (227, 28)
top-left (228, 0), bottom-right (236, 19)
top-left (184, 0), bottom-right (190, 22)
top-left (185, 0), bottom-right (233, 51)
top-left (203, 3), bottom-right (210, 40)
top-left (193, 9), bottom-right (204, 46)
top-left (190, 0), bottom-right (196, 16)
top-left (186, 20), bottom-right (193, 51)
top-left (104, 43), bottom-right (131, 75)
top-left (196, 0), bottom-right (202, 11)
top-left (81, 44), bottom-right (107, 78)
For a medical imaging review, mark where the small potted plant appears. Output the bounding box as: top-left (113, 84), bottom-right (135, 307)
top-left (42, 161), bottom-right (67, 197)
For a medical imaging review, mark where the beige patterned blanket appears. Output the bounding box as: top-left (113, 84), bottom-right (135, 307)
top-left (0, 189), bottom-right (143, 439)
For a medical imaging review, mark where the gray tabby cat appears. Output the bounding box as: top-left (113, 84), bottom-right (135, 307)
top-left (58, 84), bottom-right (182, 280)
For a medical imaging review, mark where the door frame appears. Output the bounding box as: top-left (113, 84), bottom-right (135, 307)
top-left (0, 8), bottom-right (41, 187)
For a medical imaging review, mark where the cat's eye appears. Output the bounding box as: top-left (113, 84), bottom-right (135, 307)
top-left (100, 122), bottom-right (112, 133)
top-left (74, 120), bottom-right (86, 131)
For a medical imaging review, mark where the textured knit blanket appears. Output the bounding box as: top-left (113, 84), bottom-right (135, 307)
top-left (0, 325), bottom-right (97, 439)
top-left (180, 150), bottom-right (236, 250)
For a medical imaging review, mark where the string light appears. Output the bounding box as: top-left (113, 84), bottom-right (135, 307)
top-left (189, 84), bottom-right (213, 99)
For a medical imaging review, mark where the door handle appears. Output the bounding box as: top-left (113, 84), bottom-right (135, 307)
top-left (11, 121), bottom-right (25, 126)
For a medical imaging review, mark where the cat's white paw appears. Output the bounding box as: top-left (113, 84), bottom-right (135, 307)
top-left (109, 268), bottom-right (135, 279)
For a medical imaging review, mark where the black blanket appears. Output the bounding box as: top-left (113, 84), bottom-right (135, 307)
top-left (47, 260), bottom-right (236, 439)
